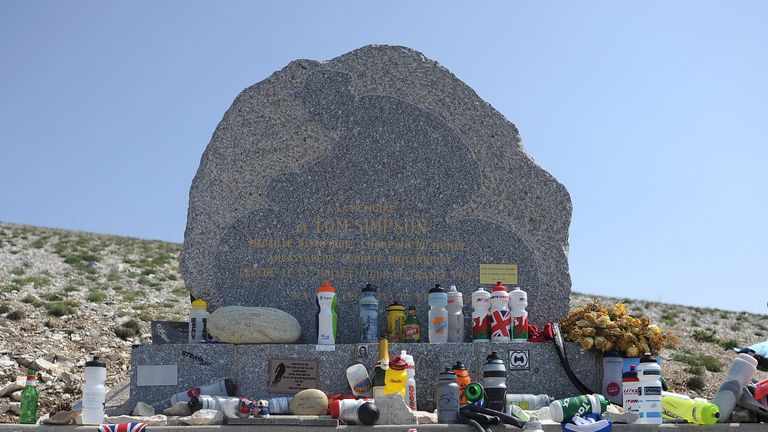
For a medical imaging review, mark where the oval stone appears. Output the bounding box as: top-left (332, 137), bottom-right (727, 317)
top-left (207, 306), bottom-right (301, 344)
top-left (289, 389), bottom-right (328, 415)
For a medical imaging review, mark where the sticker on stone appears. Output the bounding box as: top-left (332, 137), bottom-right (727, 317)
top-left (508, 350), bottom-right (530, 371)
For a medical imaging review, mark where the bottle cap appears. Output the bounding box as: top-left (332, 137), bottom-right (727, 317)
top-left (26, 369), bottom-right (37, 380)
top-left (407, 305), bottom-right (416, 312)
top-left (493, 281), bottom-right (507, 292)
top-left (362, 283), bottom-right (377, 293)
top-left (486, 351), bottom-right (503, 363)
top-left (464, 382), bottom-right (484, 402)
top-left (389, 356), bottom-right (407, 370)
top-left (191, 298), bottom-right (207, 310)
top-left (86, 356), bottom-right (106, 368)
top-left (357, 402), bottom-right (380, 425)
top-left (448, 285), bottom-right (458, 292)
top-left (603, 350), bottom-right (621, 358)
top-left (452, 361), bottom-right (467, 371)
top-left (224, 378), bottom-right (238, 396)
top-left (640, 353), bottom-right (656, 363)
top-left (188, 396), bottom-right (203, 413)
top-left (318, 281), bottom-right (336, 293)
top-left (387, 302), bottom-right (404, 310)
top-left (429, 284), bottom-right (445, 293)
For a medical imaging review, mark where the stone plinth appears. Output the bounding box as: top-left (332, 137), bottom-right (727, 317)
top-left (127, 342), bottom-right (598, 413)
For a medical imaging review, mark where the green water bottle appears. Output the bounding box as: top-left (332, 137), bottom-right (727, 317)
top-left (19, 369), bottom-right (39, 424)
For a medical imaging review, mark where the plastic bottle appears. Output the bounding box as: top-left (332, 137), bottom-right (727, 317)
top-left (713, 353), bottom-right (758, 422)
top-left (18, 369), bottom-right (39, 424)
top-left (482, 351), bottom-right (507, 411)
top-left (188, 298), bottom-right (210, 343)
top-left (635, 353), bottom-right (662, 424)
top-left (360, 283), bottom-right (379, 343)
top-left (522, 416), bottom-right (544, 432)
top-left (549, 394), bottom-right (610, 422)
top-left (316, 281), bottom-right (338, 345)
top-left (505, 394), bottom-right (552, 410)
top-left (428, 284), bottom-right (449, 343)
top-left (436, 368), bottom-right (460, 424)
top-left (601, 351), bottom-right (624, 405)
top-left (622, 364), bottom-right (641, 417)
top-left (661, 391), bottom-right (720, 425)
top-left (340, 401), bottom-right (380, 425)
top-left (170, 378), bottom-right (237, 404)
top-left (81, 356), bottom-right (107, 425)
top-left (452, 361), bottom-right (471, 406)
top-left (489, 282), bottom-right (511, 343)
top-left (402, 306), bottom-right (421, 343)
top-left (386, 302), bottom-right (406, 343)
top-left (400, 350), bottom-right (417, 411)
top-left (347, 363), bottom-right (372, 397)
top-left (384, 355), bottom-right (408, 398)
top-left (508, 286), bottom-right (528, 342)
top-left (267, 396), bottom-right (292, 414)
top-left (464, 382), bottom-right (485, 406)
top-left (372, 337), bottom-right (390, 399)
top-left (329, 398), bottom-right (372, 418)
top-left (471, 287), bottom-right (491, 343)
top-left (446, 285), bottom-right (465, 342)
top-left (188, 395), bottom-right (242, 418)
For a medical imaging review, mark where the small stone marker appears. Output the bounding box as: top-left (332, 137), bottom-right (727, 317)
top-left (375, 393), bottom-right (417, 425)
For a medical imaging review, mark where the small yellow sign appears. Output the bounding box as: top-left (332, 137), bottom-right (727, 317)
top-left (479, 264), bottom-right (518, 285)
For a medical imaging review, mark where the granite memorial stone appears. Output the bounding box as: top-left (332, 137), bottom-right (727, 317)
top-left (180, 44), bottom-right (573, 344)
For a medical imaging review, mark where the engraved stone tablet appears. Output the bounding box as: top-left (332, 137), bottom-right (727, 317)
top-left (180, 45), bottom-right (572, 344)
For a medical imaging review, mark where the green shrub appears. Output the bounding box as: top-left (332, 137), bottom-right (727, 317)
top-left (673, 350), bottom-right (723, 372)
top-left (114, 327), bottom-right (135, 340)
top-left (10, 266), bottom-right (25, 276)
top-left (40, 292), bottom-right (62, 302)
top-left (692, 328), bottom-right (718, 343)
top-left (21, 294), bottom-right (37, 304)
top-left (87, 289), bottom-right (106, 303)
top-left (106, 271), bottom-right (120, 281)
top-left (0, 303), bottom-right (10, 314)
top-left (718, 338), bottom-right (740, 350)
top-left (46, 302), bottom-right (76, 317)
top-left (6, 309), bottom-right (26, 321)
top-left (123, 319), bottom-right (142, 332)
top-left (686, 376), bottom-right (706, 392)
top-left (684, 365), bottom-right (705, 376)
top-left (172, 287), bottom-right (188, 297)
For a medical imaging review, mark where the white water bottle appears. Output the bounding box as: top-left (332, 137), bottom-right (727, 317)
top-left (713, 353), bottom-right (758, 422)
top-left (635, 353), bottom-right (662, 424)
top-left (446, 285), bottom-right (464, 343)
top-left (400, 350), bottom-right (417, 411)
top-left (509, 287), bottom-right (528, 342)
top-left (188, 298), bottom-right (210, 343)
top-left (490, 281), bottom-right (511, 343)
top-left (602, 351), bottom-right (624, 405)
top-left (428, 284), bottom-right (448, 344)
top-left (81, 356), bottom-right (107, 425)
top-left (316, 281), bottom-right (338, 345)
top-left (359, 283), bottom-right (379, 343)
top-left (471, 287), bottom-right (491, 342)
top-left (346, 363), bottom-right (372, 397)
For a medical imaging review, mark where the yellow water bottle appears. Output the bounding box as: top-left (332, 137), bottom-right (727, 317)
top-left (383, 355), bottom-right (408, 398)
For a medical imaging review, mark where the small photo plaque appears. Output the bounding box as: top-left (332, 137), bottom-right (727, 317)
top-left (268, 359), bottom-right (318, 394)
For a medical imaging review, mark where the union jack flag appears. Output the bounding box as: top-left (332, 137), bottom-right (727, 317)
top-left (490, 310), bottom-right (510, 337)
top-left (98, 422), bottom-right (148, 432)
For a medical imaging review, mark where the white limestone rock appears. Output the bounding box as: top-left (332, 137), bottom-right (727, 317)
top-left (375, 394), bottom-right (416, 425)
top-left (133, 401), bottom-right (155, 416)
top-left (177, 409), bottom-right (223, 425)
top-left (163, 401), bottom-right (191, 416)
top-left (208, 306), bottom-right (301, 344)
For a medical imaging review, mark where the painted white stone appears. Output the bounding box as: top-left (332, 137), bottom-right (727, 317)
top-left (208, 306), bottom-right (301, 344)
top-left (163, 401), bottom-right (191, 416)
top-left (132, 401), bottom-right (155, 416)
top-left (177, 409), bottom-right (223, 425)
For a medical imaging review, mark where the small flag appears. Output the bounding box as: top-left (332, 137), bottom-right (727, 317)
top-left (98, 422), bottom-right (148, 432)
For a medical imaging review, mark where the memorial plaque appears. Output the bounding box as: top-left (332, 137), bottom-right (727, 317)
top-left (181, 45), bottom-right (573, 343)
top-left (268, 359), bottom-right (318, 394)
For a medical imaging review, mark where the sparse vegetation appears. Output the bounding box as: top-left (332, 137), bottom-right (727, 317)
top-left (687, 376), bottom-right (706, 392)
top-left (46, 301), bottom-right (78, 317)
top-left (673, 349), bottom-right (723, 372)
top-left (87, 289), bottom-right (106, 303)
top-left (0, 303), bottom-right (10, 314)
top-left (6, 309), bottom-right (26, 321)
top-left (21, 294), bottom-right (38, 304)
top-left (685, 365), bottom-right (705, 376)
top-left (718, 338), bottom-right (740, 350)
top-left (114, 319), bottom-right (142, 340)
top-left (692, 328), bottom-right (718, 344)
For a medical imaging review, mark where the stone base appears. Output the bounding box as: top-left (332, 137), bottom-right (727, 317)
top-left (127, 341), bottom-right (599, 412)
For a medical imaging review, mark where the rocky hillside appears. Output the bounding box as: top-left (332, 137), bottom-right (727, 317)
top-left (1, 221), bottom-right (766, 423)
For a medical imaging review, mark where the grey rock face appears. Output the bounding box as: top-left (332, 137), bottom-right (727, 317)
top-left (181, 45), bottom-right (572, 343)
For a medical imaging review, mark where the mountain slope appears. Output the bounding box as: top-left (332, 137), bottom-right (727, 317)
top-left (0, 221), bottom-right (766, 422)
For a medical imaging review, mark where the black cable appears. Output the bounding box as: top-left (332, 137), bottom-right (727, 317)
top-left (461, 410), bottom-right (499, 424)
top-left (553, 323), bottom-right (594, 396)
top-left (459, 417), bottom-right (488, 432)
top-left (463, 404), bottom-right (525, 429)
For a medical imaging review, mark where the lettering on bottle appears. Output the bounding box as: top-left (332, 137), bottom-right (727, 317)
top-left (432, 316), bottom-right (447, 333)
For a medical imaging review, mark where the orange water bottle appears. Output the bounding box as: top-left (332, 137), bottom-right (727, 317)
top-left (452, 361), bottom-right (471, 405)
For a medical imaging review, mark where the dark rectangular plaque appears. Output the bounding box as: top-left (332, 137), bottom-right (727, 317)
top-left (151, 320), bottom-right (188, 344)
top-left (268, 359), bottom-right (318, 394)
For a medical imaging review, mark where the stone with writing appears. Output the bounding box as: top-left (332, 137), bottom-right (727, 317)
top-left (289, 389), bottom-right (329, 415)
top-left (180, 45), bottom-right (572, 344)
top-left (207, 306), bottom-right (301, 344)
top-left (375, 394), bottom-right (417, 425)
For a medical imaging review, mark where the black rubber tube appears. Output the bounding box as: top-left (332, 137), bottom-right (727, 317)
top-left (459, 417), bottom-right (488, 432)
top-left (553, 323), bottom-right (595, 396)
top-left (463, 404), bottom-right (525, 429)
top-left (461, 410), bottom-right (499, 424)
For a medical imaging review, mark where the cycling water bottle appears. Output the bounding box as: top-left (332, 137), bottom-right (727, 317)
top-left (446, 285), bottom-right (465, 342)
top-left (713, 353), bottom-right (758, 422)
top-left (400, 350), bottom-right (417, 411)
top-left (471, 287), bottom-right (491, 342)
top-left (635, 353), bottom-right (662, 424)
top-left (316, 281), bottom-right (338, 345)
top-left (490, 282), bottom-right (510, 343)
top-left (482, 351), bottom-right (507, 412)
top-left (509, 286), bottom-right (528, 341)
top-left (81, 356), bottom-right (107, 425)
top-left (428, 284), bottom-right (448, 344)
top-left (436, 368), bottom-right (460, 424)
top-left (360, 283), bottom-right (379, 343)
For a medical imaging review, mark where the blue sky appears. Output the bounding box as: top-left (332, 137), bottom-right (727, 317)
top-left (1, 1), bottom-right (766, 313)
